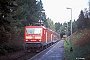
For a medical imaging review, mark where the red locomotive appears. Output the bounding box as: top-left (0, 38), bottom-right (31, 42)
top-left (24, 26), bottom-right (60, 52)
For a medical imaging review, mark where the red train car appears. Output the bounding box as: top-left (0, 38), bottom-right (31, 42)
top-left (24, 26), bottom-right (60, 52)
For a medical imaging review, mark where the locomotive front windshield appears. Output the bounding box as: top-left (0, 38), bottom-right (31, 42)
top-left (26, 28), bottom-right (42, 34)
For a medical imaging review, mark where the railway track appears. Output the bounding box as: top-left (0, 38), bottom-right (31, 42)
top-left (30, 40), bottom-right (64, 60)
top-left (30, 42), bottom-right (58, 60)
top-left (14, 52), bottom-right (37, 60)
top-left (0, 50), bottom-right (38, 60)
top-left (15, 42), bottom-right (58, 60)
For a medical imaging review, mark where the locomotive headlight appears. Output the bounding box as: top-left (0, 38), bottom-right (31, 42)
top-left (39, 40), bottom-right (41, 42)
top-left (26, 40), bottom-right (28, 41)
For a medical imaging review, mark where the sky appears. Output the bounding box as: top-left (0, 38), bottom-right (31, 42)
top-left (42, 0), bottom-right (89, 23)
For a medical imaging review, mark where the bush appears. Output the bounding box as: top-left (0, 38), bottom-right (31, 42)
top-left (3, 43), bottom-right (14, 53)
top-left (0, 27), bottom-right (24, 55)
top-left (0, 46), bottom-right (8, 55)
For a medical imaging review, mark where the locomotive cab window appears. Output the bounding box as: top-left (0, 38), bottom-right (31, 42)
top-left (26, 28), bottom-right (42, 34)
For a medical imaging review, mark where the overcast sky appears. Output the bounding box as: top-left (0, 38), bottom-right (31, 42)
top-left (42, 0), bottom-right (89, 23)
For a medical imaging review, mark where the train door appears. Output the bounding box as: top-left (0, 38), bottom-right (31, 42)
top-left (46, 32), bottom-right (47, 43)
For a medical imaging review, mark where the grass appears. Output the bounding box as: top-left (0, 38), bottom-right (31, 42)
top-left (64, 28), bottom-right (90, 60)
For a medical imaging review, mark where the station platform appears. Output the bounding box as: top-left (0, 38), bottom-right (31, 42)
top-left (39, 40), bottom-right (64, 60)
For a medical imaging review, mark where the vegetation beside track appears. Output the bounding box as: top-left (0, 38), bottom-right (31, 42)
top-left (64, 28), bottom-right (90, 60)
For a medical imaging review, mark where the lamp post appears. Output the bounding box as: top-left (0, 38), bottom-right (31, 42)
top-left (66, 7), bottom-right (73, 52)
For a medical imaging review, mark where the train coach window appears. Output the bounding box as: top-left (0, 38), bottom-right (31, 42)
top-left (26, 28), bottom-right (42, 34)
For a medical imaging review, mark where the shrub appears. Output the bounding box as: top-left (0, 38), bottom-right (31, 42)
top-left (0, 45), bottom-right (8, 55)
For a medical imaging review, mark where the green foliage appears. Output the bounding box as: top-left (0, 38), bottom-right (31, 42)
top-left (0, 40), bottom-right (23, 55)
top-left (54, 20), bottom-right (78, 38)
top-left (14, 0), bottom-right (37, 26)
top-left (55, 22), bottom-right (60, 32)
top-left (72, 20), bottom-right (78, 33)
top-left (77, 10), bottom-right (90, 29)
top-left (0, 0), bottom-right (47, 56)
top-left (0, 0), bottom-right (17, 43)
top-left (46, 18), bottom-right (55, 31)
top-left (0, 45), bottom-right (8, 55)
top-left (3, 43), bottom-right (14, 53)
top-left (14, 0), bottom-right (46, 26)
top-left (0, 30), bottom-right (23, 55)
top-left (64, 28), bottom-right (90, 60)
top-left (77, 10), bottom-right (84, 29)
top-left (0, 0), bottom-right (17, 26)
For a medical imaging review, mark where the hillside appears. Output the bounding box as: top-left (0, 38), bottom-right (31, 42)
top-left (64, 28), bottom-right (90, 60)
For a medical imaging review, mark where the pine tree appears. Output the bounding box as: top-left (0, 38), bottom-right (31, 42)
top-left (77, 10), bottom-right (85, 29)
top-left (0, 0), bottom-right (17, 43)
top-left (55, 22), bottom-right (60, 32)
